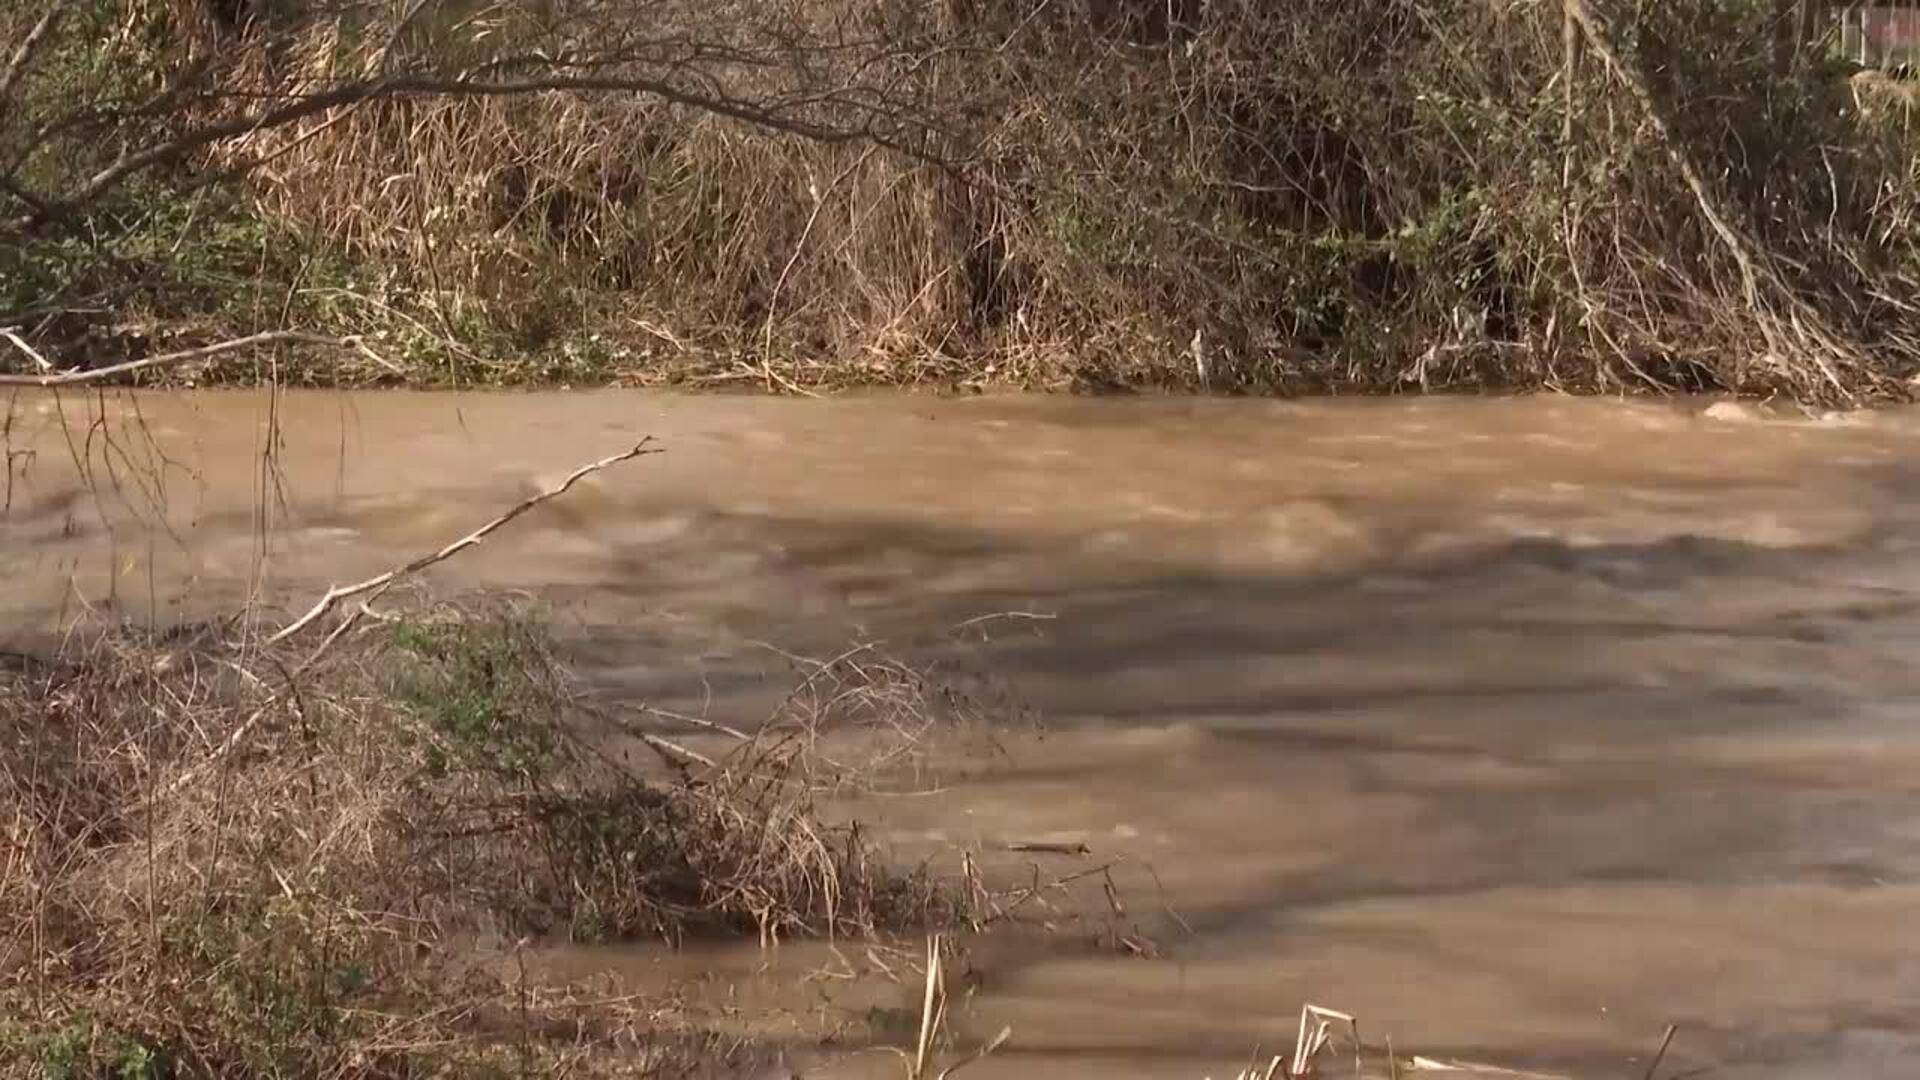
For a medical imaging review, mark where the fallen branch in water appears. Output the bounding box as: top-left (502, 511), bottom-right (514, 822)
top-left (624, 702), bottom-right (753, 742)
top-left (584, 701), bottom-right (722, 772)
top-left (0, 331), bottom-right (358, 386)
top-left (637, 732), bottom-right (717, 771)
top-left (1644, 1023), bottom-right (1678, 1080)
top-left (1003, 840), bottom-right (1090, 856)
top-left (270, 438), bottom-right (659, 643)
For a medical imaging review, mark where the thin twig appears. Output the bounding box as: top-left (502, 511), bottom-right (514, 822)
top-left (913, 935), bottom-right (944, 1079)
top-left (627, 702), bottom-right (753, 741)
top-left (949, 611), bottom-right (1057, 633)
top-left (1562, 0), bottom-right (1763, 309)
top-left (638, 733), bottom-right (717, 770)
top-left (1561, 0), bottom-right (1856, 400)
top-left (11, 69), bottom-right (953, 232)
top-left (1560, 0), bottom-right (1581, 191)
top-left (0, 327), bottom-right (52, 371)
top-left (1644, 1024), bottom-right (1678, 1080)
top-left (0, 9), bottom-right (62, 104)
top-left (0, 331), bottom-right (356, 386)
top-left (585, 701), bottom-right (725, 770)
top-left (159, 699), bottom-right (277, 801)
top-left (270, 439), bottom-right (659, 643)
top-left (760, 145), bottom-right (875, 394)
top-left (938, 1025), bottom-right (1011, 1080)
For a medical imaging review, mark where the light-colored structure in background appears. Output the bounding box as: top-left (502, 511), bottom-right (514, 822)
top-left (1836, 4), bottom-right (1920, 67)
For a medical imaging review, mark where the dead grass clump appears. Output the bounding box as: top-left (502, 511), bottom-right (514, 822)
top-left (0, 604), bottom-right (959, 1078)
top-left (235, 88), bottom-right (978, 387)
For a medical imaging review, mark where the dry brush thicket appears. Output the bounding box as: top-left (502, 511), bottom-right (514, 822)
top-left (3, 0), bottom-right (1919, 399)
top-left (0, 604), bottom-right (972, 1077)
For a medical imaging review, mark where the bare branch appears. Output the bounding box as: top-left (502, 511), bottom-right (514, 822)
top-left (0, 327), bottom-right (52, 371)
top-left (0, 331), bottom-right (357, 386)
top-left (1562, 0), bottom-right (1765, 310)
top-left (0, 173), bottom-right (55, 217)
top-left (1563, 0), bottom-right (1856, 398)
top-left (270, 439), bottom-right (660, 643)
top-left (8, 62), bottom-right (955, 233)
top-left (0, 9), bottom-right (62, 105)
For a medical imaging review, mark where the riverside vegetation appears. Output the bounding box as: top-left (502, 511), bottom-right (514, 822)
top-left (0, 600), bottom-right (989, 1078)
top-left (2, 2), bottom-right (1914, 1077)
top-left (2, 1), bottom-right (1919, 402)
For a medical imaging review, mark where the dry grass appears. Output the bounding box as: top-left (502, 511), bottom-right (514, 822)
top-left (15, 2), bottom-right (1920, 400)
top-left (233, 91), bottom-right (981, 388)
top-left (207, 1), bottom-right (1920, 401)
top-left (0, 602), bottom-right (967, 1078)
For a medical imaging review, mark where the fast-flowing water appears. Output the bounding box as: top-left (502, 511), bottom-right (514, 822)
top-left (7, 389), bottom-right (1920, 1078)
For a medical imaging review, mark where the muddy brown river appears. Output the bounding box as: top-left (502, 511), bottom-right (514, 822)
top-left (6, 389), bottom-right (1920, 1078)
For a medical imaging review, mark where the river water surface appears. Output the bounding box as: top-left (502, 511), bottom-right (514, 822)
top-left (6, 390), bottom-right (1920, 1078)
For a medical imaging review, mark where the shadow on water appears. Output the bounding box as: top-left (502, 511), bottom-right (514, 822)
top-left (536, 504), bottom-right (1920, 1076)
top-left (560, 504), bottom-right (1920, 735)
